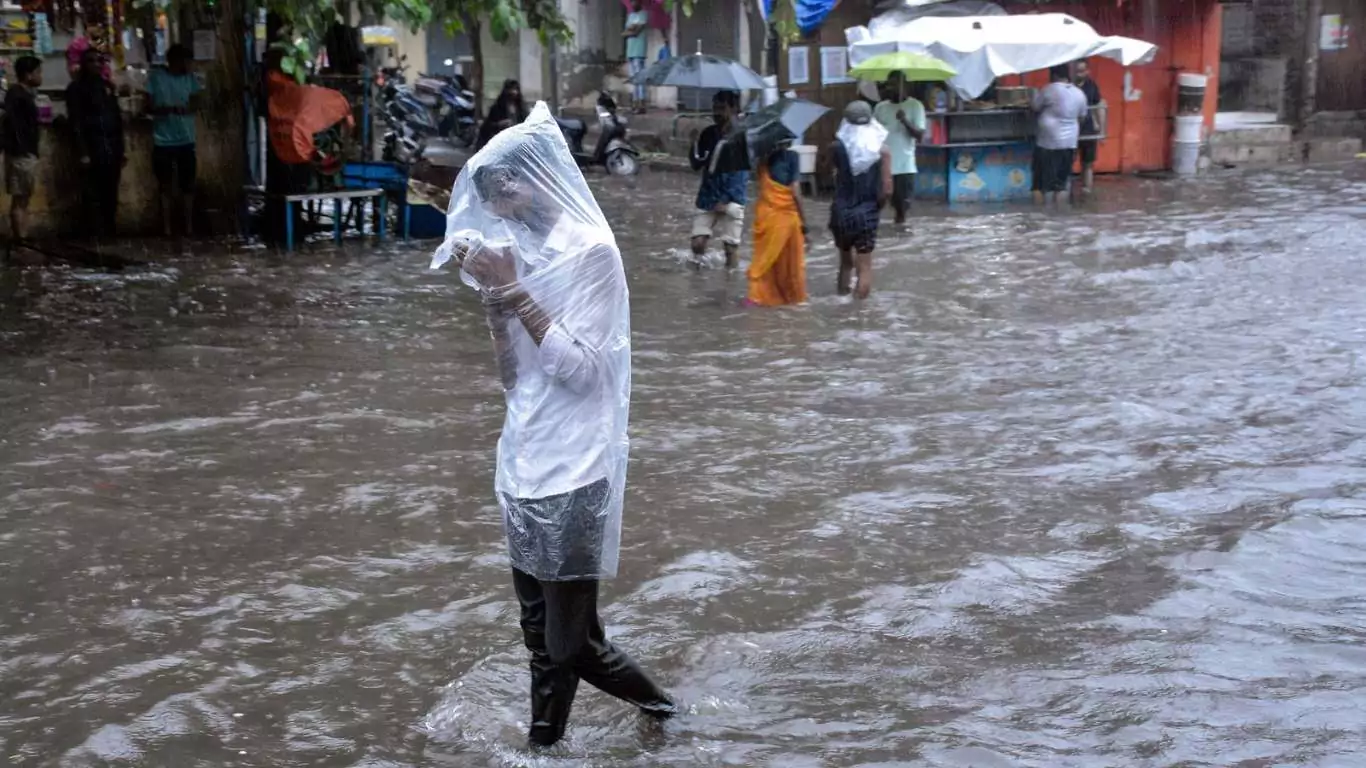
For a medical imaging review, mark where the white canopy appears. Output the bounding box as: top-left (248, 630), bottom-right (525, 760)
top-left (847, 13), bottom-right (1158, 99)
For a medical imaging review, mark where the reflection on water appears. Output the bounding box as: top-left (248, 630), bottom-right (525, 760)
top-left (3, 165), bottom-right (1366, 767)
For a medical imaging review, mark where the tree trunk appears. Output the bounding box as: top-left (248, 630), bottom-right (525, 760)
top-left (1300, 0), bottom-right (1322, 130)
top-left (462, 13), bottom-right (485, 116)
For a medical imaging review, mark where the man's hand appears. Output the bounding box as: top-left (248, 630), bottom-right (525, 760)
top-left (464, 245), bottom-right (518, 290)
top-left (895, 108), bottom-right (906, 121)
top-left (713, 202), bottom-right (730, 214)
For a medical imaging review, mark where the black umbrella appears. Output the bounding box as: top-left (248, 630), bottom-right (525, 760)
top-left (628, 52), bottom-right (767, 91)
top-left (713, 98), bottom-right (830, 171)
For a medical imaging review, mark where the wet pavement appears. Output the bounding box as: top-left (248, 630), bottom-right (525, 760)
top-left (3, 164), bottom-right (1366, 767)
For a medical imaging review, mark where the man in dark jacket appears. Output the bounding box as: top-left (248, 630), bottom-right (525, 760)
top-left (689, 90), bottom-right (748, 269)
top-left (66, 48), bottom-right (125, 237)
top-left (3, 55), bottom-right (42, 243)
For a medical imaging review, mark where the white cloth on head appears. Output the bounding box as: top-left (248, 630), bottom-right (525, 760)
top-left (836, 119), bottom-right (888, 175)
top-left (431, 102), bottom-right (631, 581)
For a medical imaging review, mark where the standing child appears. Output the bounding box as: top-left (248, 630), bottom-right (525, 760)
top-left (146, 44), bottom-right (203, 236)
top-left (3, 55), bottom-right (43, 245)
top-left (828, 101), bottom-right (890, 300)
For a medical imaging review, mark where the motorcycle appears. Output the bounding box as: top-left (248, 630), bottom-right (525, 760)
top-left (556, 93), bottom-right (640, 176)
top-left (377, 58), bottom-right (450, 164)
top-left (433, 62), bottom-right (478, 147)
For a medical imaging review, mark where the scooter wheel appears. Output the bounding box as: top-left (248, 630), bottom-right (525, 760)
top-left (606, 151), bottom-right (639, 176)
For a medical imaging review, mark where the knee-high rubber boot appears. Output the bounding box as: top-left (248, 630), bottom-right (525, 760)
top-left (514, 568), bottom-right (582, 747)
top-left (528, 654), bottom-right (581, 746)
top-left (574, 618), bottom-right (676, 718)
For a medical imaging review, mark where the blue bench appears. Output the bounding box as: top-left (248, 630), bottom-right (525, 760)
top-left (282, 188), bottom-right (387, 252)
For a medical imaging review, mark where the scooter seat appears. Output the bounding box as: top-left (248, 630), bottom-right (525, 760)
top-left (555, 117), bottom-right (587, 136)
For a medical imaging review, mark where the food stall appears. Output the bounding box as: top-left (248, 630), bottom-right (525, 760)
top-left (847, 13), bottom-right (1157, 203)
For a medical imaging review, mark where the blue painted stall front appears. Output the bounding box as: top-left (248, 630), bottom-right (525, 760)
top-left (913, 109), bottom-right (1036, 204)
top-left (917, 143), bottom-right (1034, 203)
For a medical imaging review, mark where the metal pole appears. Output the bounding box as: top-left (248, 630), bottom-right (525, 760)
top-left (767, 21), bottom-right (779, 83)
top-left (548, 38), bottom-right (560, 113)
top-left (1301, 0), bottom-right (1322, 130)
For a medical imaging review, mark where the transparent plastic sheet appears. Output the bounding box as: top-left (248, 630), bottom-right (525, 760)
top-left (836, 119), bottom-right (889, 175)
top-left (431, 102), bottom-right (630, 581)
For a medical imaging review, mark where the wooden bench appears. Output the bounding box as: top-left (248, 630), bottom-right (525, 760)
top-left (282, 188), bottom-right (387, 252)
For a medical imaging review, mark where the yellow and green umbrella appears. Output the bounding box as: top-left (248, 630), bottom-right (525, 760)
top-left (849, 51), bottom-right (957, 83)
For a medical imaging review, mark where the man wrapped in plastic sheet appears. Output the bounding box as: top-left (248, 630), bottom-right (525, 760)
top-left (431, 102), bottom-right (675, 748)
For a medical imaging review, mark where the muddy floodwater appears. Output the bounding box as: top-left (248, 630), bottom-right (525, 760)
top-left (3, 164), bottom-right (1366, 767)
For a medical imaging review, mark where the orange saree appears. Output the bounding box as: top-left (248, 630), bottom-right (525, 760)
top-left (747, 166), bottom-right (807, 306)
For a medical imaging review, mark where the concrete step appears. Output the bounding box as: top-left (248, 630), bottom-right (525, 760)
top-left (1306, 136), bottom-right (1363, 163)
top-left (1209, 123), bottom-right (1293, 147)
top-left (1210, 140), bottom-right (1303, 166)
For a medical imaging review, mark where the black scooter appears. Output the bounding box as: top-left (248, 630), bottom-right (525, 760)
top-left (556, 94), bottom-right (640, 176)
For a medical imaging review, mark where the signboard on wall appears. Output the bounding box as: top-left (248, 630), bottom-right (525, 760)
top-left (788, 46), bottom-right (809, 85)
top-left (1320, 14), bottom-right (1348, 51)
top-left (820, 46), bottom-right (851, 85)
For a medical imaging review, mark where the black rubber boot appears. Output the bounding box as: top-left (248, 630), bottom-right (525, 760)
top-left (513, 568), bottom-right (675, 747)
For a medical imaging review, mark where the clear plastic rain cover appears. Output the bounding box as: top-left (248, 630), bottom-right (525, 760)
top-left (836, 119), bottom-right (888, 175)
top-left (431, 102), bottom-right (631, 581)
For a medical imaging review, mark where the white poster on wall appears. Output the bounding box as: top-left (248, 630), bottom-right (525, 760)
top-left (788, 46), bottom-right (809, 85)
top-left (1320, 14), bottom-right (1347, 51)
top-left (820, 46), bottom-right (851, 85)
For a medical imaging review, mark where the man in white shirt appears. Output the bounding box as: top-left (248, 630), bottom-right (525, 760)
top-left (872, 73), bottom-right (926, 226)
top-left (437, 107), bottom-right (674, 748)
top-left (1031, 64), bottom-right (1090, 205)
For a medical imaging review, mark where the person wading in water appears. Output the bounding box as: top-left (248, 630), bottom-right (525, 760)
top-left (433, 102), bottom-right (676, 749)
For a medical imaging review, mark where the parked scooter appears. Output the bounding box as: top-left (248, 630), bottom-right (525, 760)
top-left (556, 93), bottom-right (640, 176)
top-left (434, 61), bottom-right (478, 147)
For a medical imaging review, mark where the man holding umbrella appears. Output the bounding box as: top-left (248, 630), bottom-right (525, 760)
top-left (873, 72), bottom-right (926, 226)
top-left (690, 90), bottom-right (748, 269)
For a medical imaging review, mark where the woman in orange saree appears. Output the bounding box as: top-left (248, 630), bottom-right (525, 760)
top-left (747, 144), bottom-right (809, 306)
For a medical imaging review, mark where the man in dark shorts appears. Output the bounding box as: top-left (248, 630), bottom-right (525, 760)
top-left (1030, 64), bottom-right (1088, 206)
top-left (1073, 59), bottom-right (1106, 196)
top-left (145, 44), bottom-right (202, 236)
top-left (3, 55), bottom-right (42, 246)
top-left (829, 101), bottom-right (891, 299)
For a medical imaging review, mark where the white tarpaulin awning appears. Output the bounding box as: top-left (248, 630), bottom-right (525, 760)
top-left (846, 13), bottom-right (1158, 99)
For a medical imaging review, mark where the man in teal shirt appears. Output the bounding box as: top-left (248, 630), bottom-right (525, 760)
top-left (872, 73), bottom-right (926, 226)
top-left (622, 0), bottom-right (650, 112)
top-left (145, 43), bottom-right (202, 236)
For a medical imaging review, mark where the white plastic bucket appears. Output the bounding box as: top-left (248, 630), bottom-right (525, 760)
top-left (1176, 72), bottom-right (1207, 115)
top-left (1177, 73), bottom-right (1208, 89)
top-left (1172, 140), bottom-right (1200, 175)
top-left (792, 144), bottom-right (817, 174)
top-left (1174, 115), bottom-right (1203, 143)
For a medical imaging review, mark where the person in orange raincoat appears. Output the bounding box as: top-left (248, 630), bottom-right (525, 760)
top-left (746, 140), bottom-right (809, 306)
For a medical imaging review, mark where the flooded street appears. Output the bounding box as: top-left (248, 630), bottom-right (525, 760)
top-left (3, 164), bottom-right (1366, 767)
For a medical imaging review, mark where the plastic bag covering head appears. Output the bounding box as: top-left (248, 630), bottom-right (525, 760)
top-left (431, 101), bottom-right (631, 582)
top-left (836, 119), bottom-right (888, 175)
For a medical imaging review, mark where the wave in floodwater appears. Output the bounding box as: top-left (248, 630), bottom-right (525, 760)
top-left (2, 164), bottom-right (1366, 767)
